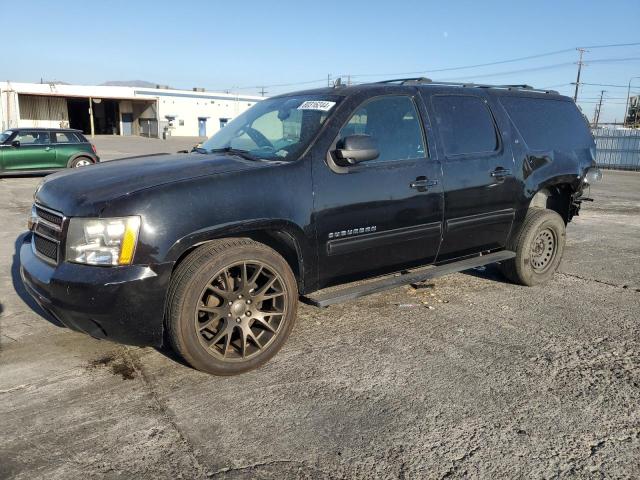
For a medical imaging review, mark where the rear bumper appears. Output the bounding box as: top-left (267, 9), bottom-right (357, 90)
top-left (20, 233), bottom-right (172, 347)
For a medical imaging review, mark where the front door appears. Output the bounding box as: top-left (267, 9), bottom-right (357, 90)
top-left (198, 118), bottom-right (207, 137)
top-left (3, 130), bottom-right (57, 170)
top-left (122, 113), bottom-right (133, 136)
top-left (313, 93), bottom-right (444, 288)
top-left (422, 91), bottom-right (518, 261)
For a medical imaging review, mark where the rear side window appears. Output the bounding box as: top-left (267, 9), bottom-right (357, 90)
top-left (432, 95), bottom-right (498, 156)
top-left (53, 132), bottom-right (81, 143)
top-left (338, 95), bottom-right (426, 163)
top-left (500, 97), bottom-right (591, 151)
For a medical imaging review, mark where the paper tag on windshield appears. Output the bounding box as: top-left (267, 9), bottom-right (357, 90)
top-left (297, 100), bottom-right (336, 112)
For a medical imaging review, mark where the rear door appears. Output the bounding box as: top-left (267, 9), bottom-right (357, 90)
top-left (421, 90), bottom-right (519, 260)
top-left (2, 130), bottom-right (57, 170)
top-left (313, 91), bottom-right (444, 287)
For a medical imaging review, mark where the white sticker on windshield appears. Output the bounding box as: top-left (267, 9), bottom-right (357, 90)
top-left (297, 100), bottom-right (336, 111)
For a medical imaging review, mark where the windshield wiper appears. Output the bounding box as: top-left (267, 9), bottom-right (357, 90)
top-left (208, 147), bottom-right (261, 161)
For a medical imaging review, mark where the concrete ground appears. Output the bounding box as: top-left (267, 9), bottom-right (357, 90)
top-left (0, 165), bottom-right (638, 479)
top-left (91, 135), bottom-right (205, 161)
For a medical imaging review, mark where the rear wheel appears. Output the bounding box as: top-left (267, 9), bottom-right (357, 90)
top-left (166, 238), bottom-right (298, 375)
top-left (69, 156), bottom-right (94, 168)
top-left (500, 208), bottom-right (566, 286)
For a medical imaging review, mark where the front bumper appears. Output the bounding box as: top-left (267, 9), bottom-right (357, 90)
top-left (20, 233), bottom-right (172, 347)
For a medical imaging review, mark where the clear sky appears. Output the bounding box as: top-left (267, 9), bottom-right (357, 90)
top-left (5, 0), bottom-right (640, 123)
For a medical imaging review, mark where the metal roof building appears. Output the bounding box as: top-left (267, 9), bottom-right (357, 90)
top-left (0, 82), bottom-right (264, 138)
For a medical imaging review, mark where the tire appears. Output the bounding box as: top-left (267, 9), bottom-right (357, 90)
top-left (166, 238), bottom-right (298, 375)
top-left (69, 156), bottom-right (94, 168)
top-left (500, 208), bottom-right (566, 286)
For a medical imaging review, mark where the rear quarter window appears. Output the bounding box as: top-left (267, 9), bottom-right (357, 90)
top-left (499, 97), bottom-right (592, 151)
top-left (54, 132), bottom-right (84, 143)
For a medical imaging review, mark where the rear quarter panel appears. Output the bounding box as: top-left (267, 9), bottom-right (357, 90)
top-left (56, 144), bottom-right (94, 167)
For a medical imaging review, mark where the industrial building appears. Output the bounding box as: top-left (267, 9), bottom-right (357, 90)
top-left (0, 82), bottom-right (264, 138)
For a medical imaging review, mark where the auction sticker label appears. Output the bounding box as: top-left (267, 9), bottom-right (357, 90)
top-left (297, 100), bottom-right (336, 111)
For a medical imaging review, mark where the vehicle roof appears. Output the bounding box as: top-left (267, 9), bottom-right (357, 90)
top-left (274, 79), bottom-right (570, 101)
top-left (3, 127), bottom-right (84, 133)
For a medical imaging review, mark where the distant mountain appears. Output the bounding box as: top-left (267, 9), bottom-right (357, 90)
top-left (101, 80), bottom-right (160, 88)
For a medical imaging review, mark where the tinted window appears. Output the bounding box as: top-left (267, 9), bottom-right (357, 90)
top-left (16, 131), bottom-right (50, 145)
top-left (500, 97), bottom-right (592, 150)
top-left (0, 130), bottom-right (13, 143)
top-left (432, 95), bottom-right (498, 156)
top-left (53, 132), bottom-right (81, 143)
top-left (339, 96), bottom-right (426, 163)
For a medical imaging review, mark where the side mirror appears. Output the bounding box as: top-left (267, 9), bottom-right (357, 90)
top-left (334, 134), bottom-right (379, 165)
top-left (11, 140), bottom-right (20, 148)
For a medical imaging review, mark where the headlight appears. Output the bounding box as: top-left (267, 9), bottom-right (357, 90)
top-left (65, 216), bottom-right (141, 266)
top-left (584, 167), bottom-right (603, 184)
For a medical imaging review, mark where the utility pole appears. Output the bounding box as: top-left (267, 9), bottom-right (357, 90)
top-left (573, 48), bottom-right (587, 102)
top-left (347, 75), bottom-right (351, 86)
top-left (259, 86), bottom-right (267, 97)
top-left (327, 73), bottom-right (332, 87)
top-left (593, 90), bottom-right (606, 128)
top-left (624, 76), bottom-right (640, 127)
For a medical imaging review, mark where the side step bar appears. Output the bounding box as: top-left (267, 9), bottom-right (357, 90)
top-left (301, 250), bottom-right (515, 308)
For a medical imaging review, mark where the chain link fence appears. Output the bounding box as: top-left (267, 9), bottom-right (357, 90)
top-left (592, 128), bottom-right (640, 171)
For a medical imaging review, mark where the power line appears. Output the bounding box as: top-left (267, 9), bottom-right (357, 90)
top-left (341, 41), bottom-right (640, 80)
top-left (578, 82), bottom-right (640, 88)
top-left (580, 41), bottom-right (640, 49)
top-left (210, 41), bottom-right (640, 94)
top-left (442, 61), bottom-right (576, 81)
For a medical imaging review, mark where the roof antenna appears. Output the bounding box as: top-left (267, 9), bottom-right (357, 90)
top-left (333, 77), bottom-right (343, 88)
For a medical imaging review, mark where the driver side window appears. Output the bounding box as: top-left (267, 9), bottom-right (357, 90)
top-left (338, 96), bottom-right (426, 163)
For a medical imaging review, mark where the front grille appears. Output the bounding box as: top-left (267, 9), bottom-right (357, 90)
top-left (35, 206), bottom-right (63, 227)
top-left (34, 234), bottom-right (59, 262)
top-left (32, 204), bottom-right (64, 263)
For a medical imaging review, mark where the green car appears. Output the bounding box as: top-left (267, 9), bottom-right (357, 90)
top-left (0, 128), bottom-right (99, 175)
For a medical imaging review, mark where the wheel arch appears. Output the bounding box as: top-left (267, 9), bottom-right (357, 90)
top-left (527, 178), bottom-right (581, 224)
top-left (66, 152), bottom-right (97, 168)
top-left (167, 220), bottom-right (311, 293)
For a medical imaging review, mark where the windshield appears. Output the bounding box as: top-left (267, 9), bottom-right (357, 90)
top-left (199, 95), bottom-right (341, 161)
top-left (0, 130), bottom-right (13, 143)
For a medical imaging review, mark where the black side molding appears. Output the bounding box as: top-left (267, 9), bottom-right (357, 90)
top-left (302, 250), bottom-right (515, 308)
top-left (446, 209), bottom-right (515, 232)
top-left (327, 222), bottom-right (442, 256)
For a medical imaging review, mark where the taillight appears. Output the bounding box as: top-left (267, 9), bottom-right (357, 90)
top-left (91, 144), bottom-right (97, 154)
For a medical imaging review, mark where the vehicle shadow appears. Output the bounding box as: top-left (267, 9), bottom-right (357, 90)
top-left (11, 232), bottom-right (65, 328)
top-left (462, 263), bottom-right (511, 284)
top-left (153, 345), bottom-right (193, 369)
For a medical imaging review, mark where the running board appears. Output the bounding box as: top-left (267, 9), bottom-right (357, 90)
top-left (302, 250), bottom-right (515, 308)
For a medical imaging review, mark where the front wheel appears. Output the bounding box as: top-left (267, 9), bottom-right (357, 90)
top-left (165, 238), bottom-right (298, 375)
top-left (500, 208), bottom-right (566, 286)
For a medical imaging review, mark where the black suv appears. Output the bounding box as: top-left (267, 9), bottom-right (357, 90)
top-left (20, 79), bottom-right (599, 375)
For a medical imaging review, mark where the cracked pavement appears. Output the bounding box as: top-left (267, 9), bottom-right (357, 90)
top-left (1, 164), bottom-right (639, 479)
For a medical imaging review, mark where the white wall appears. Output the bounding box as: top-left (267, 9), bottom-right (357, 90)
top-left (138, 90), bottom-right (263, 137)
top-left (0, 82), bottom-right (265, 137)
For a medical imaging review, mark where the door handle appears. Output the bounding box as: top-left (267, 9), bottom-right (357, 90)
top-left (490, 168), bottom-right (512, 178)
top-left (410, 176), bottom-right (438, 191)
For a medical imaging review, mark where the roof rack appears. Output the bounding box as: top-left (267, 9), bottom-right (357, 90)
top-left (374, 77), bottom-right (558, 94)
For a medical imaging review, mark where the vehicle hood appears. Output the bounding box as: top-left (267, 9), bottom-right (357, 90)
top-left (35, 153), bottom-right (275, 215)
